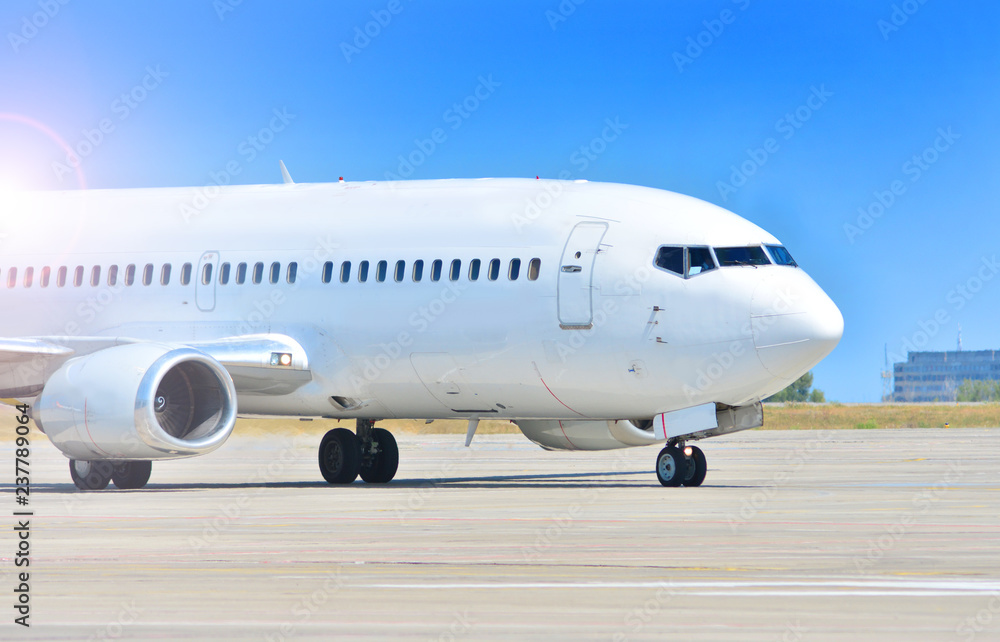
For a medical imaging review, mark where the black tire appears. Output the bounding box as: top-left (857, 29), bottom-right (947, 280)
top-left (360, 428), bottom-right (399, 484)
top-left (112, 461), bottom-right (153, 490)
top-left (69, 460), bottom-right (114, 491)
top-left (318, 428), bottom-right (362, 484)
top-left (655, 446), bottom-right (687, 487)
top-left (682, 446), bottom-right (707, 487)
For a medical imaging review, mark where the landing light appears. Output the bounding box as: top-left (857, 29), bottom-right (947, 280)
top-left (270, 352), bottom-right (293, 367)
top-left (684, 446), bottom-right (693, 456)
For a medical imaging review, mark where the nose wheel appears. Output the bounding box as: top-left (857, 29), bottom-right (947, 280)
top-left (655, 443), bottom-right (707, 487)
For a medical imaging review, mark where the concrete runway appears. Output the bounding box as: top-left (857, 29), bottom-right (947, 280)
top-left (4, 428), bottom-right (1000, 640)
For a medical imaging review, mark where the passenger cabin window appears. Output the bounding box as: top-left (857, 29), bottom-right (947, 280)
top-left (161, 264), bottom-right (171, 285)
top-left (252, 262), bottom-right (264, 284)
top-left (90, 266), bottom-right (101, 287)
top-left (687, 247), bottom-right (717, 277)
top-left (714, 246), bottom-right (770, 267)
top-left (269, 262), bottom-right (280, 284)
top-left (528, 258), bottom-right (541, 281)
top-left (181, 263), bottom-right (192, 286)
top-left (57, 267), bottom-right (67, 288)
top-left (430, 260), bottom-right (442, 282)
top-left (24, 267), bottom-right (34, 288)
top-left (469, 259), bottom-right (481, 281)
top-left (108, 265), bottom-right (118, 286)
top-left (73, 266), bottom-right (84, 287)
top-left (340, 261), bottom-right (351, 283)
top-left (358, 260), bottom-right (369, 283)
top-left (394, 260), bottom-right (405, 282)
top-left (125, 264), bottom-right (136, 286)
top-left (449, 259), bottom-right (461, 281)
top-left (201, 263), bottom-right (213, 285)
top-left (322, 261), bottom-right (333, 284)
top-left (412, 260), bottom-right (423, 282)
top-left (236, 263), bottom-right (247, 285)
top-left (488, 259), bottom-right (500, 281)
top-left (287, 262), bottom-right (297, 284)
top-left (6, 268), bottom-right (16, 289)
top-left (765, 245), bottom-right (798, 267)
top-left (219, 263), bottom-right (231, 285)
top-left (654, 246), bottom-right (684, 276)
top-left (509, 258), bottom-right (521, 281)
top-left (143, 264), bottom-right (154, 286)
top-left (40, 267), bottom-right (51, 288)
top-left (376, 260), bottom-right (387, 283)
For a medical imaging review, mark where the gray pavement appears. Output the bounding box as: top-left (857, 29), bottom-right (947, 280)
top-left (3, 428), bottom-right (1000, 640)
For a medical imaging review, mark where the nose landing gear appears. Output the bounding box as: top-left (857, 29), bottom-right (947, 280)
top-left (655, 442), bottom-right (707, 487)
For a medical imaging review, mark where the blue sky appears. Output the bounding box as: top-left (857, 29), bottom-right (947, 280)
top-left (1, 1), bottom-right (998, 402)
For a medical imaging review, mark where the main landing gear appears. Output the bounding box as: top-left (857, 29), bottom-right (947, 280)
top-left (69, 460), bottom-right (152, 490)
top-left (655, 442), bottom-right (707, 487)
top-left (318, 419), bottom-right (399, 485)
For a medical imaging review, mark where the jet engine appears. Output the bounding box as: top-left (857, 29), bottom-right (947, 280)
top-left (514, 419), bottom-right (662, 451)
top-left (515, 402), bottom-right (764, 451)
top-left (35, 343), bottom-right (237, 460)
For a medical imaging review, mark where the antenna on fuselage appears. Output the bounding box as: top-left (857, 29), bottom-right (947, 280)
top-left (279, 160), bottom-right (294, 185)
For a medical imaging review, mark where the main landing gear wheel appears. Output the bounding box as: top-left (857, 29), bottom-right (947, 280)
top-left (359, 427), bottom-right (399, 484)
top-left (112, 461), bottom-right (153, 490)
top-left (318, 428), bottom-right (362, 484)
top-left (682, 446), bottom-right (707, 487)
top-left (69, 460), bottom-right (114, 491)
top-left (655, 446), bottom-right (688, 487)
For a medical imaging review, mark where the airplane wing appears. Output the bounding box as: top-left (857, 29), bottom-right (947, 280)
top-left (0, 334), bottom-right (312, 399)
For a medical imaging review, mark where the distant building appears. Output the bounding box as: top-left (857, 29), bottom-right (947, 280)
top-left (892, 350), bottom-right (1000, 402)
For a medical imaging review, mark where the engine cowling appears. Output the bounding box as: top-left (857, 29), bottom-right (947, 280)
top-left (35, 343), bottom-right (237, 460)
top-left (515, 419), bottom-right (662, 451)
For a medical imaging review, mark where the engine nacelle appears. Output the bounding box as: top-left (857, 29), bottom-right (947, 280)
top-left (515, 419), bottom-right (662, 451)
top-left (516, 402), bottom-right (764, 451)
top-left (35, 343), bottom-right (237, 461)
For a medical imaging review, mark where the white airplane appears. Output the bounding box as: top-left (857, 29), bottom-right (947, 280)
top-left (0, 168), bottom-right (842, 490)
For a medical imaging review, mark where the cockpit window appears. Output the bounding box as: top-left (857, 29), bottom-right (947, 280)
top-left (714, 246), bottom-right (771, 267)
top-left (654, 246), bottom-right (718, 278)
top-left (765, 244), bottom-right (798, 267)
top-left (687, 247), bottom-right (716, 276)
top-left (654, 246), bottom-right (684, 276)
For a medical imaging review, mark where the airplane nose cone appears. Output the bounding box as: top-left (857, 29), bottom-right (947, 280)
top-left (751, 270), bottom-right (844, 379)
